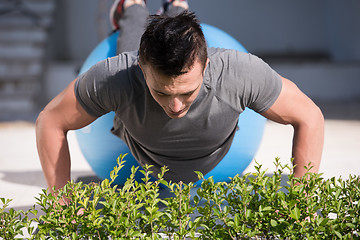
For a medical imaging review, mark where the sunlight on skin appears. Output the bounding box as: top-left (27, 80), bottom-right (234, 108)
top-left (139, 59), bottom-right (208, 119)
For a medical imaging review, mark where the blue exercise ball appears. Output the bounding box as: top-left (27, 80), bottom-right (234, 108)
top-left (75, 24), bottom-right (266, 184)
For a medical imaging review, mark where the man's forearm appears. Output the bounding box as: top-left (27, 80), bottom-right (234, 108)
top-left (291, 111), bottom-right (324, 178)
top-left (36, 112), bottom-right (71, 193)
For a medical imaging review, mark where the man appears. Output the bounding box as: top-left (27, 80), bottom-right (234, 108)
top-left (36, 0), bottom-right (324, 193)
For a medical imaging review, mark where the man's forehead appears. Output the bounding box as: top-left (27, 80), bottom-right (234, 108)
top-left (152, 81), bottom-right (201, 95)
top-left (142, 57), bottom-right (205, 74)
top-left (144, 66), bottom-right (203, 95)
top-left (147, 67), bottom-right (202, 86)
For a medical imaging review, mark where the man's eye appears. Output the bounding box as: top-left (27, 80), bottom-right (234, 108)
top-left (156, 92), bottom-right (166, 96)
top-left (183, 92), bottom-right (194, 96)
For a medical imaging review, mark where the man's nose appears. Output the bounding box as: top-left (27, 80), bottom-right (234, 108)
top-left (169, 97), bottom-right (183, 112)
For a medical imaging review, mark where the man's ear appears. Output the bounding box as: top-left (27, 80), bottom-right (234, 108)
top-left (203, 58), bottom-right (210, 75)
top-left (138, 61), bottom-right (146, 77)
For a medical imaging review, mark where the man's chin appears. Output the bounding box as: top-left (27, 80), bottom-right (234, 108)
top-left (165, 109), bottom-right (188, 119)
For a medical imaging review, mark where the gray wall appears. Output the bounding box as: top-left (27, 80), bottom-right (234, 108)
top-left (326, 1), bottom-right (360, 61)
top-left (48, 0), bottom-right (360, 62)
top-left (44, 0), bottom-right (360, 103)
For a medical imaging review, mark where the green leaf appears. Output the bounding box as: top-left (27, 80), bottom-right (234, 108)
top-left (211, 208), bottom-right (219, 216)
top-left (195, 171), bottom-right (204, 180)
top-left (334, 231), bottom-right (342, 238)
top-left (346, 222), bottom-right (355, 229)
top-left (278, 191), bottom-right (286, 200)
top-left (335, 189), bottom-right (342, 199)
top-left (245, 209), bottom-right (252, 219)
top-left (223, 205), bottom-right (229, 214)
top-left (290, 207), bottom-right (300, 221)
top-left (270, 219), bottom-right (278, 227)
top-left (262, 206), bottom-right (272, 212)
top-left (234, 214), bottom-right (240, 227)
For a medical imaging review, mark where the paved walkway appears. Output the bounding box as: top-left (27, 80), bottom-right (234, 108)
top-left (0, 116), bottom-right (359, 212)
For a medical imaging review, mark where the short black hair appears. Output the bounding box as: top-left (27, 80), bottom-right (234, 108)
top-left (139, 11), bottom-right (208, 77)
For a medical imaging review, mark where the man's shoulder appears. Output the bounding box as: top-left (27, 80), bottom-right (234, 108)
top-left (207, 47), bottom-right (271, 75)
top-left (207, 47), bottom-right (247, 58)
top-left (77, 50), bottom-right (143, 94)
top-left (208, 47), bottom-right (231, 58)
top-left (75, 50), bottom-right (145, 115)
top-left (207, 47), bottom-right (251, 69)
top-left (106, 50), bottom-right (139, 71)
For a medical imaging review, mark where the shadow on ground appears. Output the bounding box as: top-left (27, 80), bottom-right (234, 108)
top-left (0, 170), bottom-right (94, 188)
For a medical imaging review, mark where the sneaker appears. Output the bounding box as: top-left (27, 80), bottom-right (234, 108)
top-left (157, 0), bottom-right (188, 15)
top-left (110, 0), bottom-right (147, 30)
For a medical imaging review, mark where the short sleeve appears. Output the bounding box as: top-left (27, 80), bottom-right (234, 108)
top-left (208, 49), bottom-right (282, 113)
top-left (240, 53), bottom-right (282, 113)
top-left (74, 51), bottom-right (141, 117)
top-left (74, 59), bottom-right (114, 117)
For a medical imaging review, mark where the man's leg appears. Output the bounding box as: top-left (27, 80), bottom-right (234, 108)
top-left (160, 0), bottom-right (189, 17)
top-left (110, 0), bottom-right (149, 54)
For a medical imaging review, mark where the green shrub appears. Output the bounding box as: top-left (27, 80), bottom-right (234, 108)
top-left (0, 198), bottom-right (36, 239)
top-left (1, 155), bottom-right (359, 239)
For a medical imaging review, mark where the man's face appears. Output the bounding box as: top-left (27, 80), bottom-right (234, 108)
top-left (141, 59), bottom-right (208, 119)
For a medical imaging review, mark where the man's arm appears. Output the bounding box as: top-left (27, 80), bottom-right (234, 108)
top-left (36, 79), bottom-right (97, 193)
top-left (260, 76), bottom-right (324, 178)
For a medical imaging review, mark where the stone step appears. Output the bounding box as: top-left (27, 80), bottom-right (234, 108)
top-left (0, 43), bottom-right (45, 60)
top-left (0, 14), bottom-right (53, 28)
top-left (0, 96), bottom-right (37, 112)
top-left (0, 78), bottom-right (40, 93)
top-left (0, 27), bottom-right (48, 44)
top-left (0, 89), bottom-right (37, 99)
top-left (0, 0), bottom-right (54, 28)
top-left (0, 0), bottom-right (55, 15)
top-left (0, 60), bottom-right (44, 81)
top-left (0, 0), bottom-right (54, 113)
top-left (0, 0), bottom-right (55, 12)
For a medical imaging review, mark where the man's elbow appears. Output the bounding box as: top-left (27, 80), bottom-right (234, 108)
top-left (36, 109), bottom-right (67, 136)
top-left (35, 110), bottom-right (46, 134)
top-left (35, 110), bottom-right (52, 133)
top-left (307, 105), bottom-right (324, 134)
top-left (312, 104), bottom-right (324, 129)
top-left (292, 103), bottom-right (324, 131)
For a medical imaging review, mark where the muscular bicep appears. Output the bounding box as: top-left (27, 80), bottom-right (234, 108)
top-left (260, 76), bottom-right (322, 127)
top-left (40, 79), bottom-right (97, 131)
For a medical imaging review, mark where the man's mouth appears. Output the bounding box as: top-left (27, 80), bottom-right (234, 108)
top-left (169, 108), bottom-right (186, 115)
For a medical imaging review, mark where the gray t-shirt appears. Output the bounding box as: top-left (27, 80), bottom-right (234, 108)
top-left (75, 48), bottom-right (282, 183)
